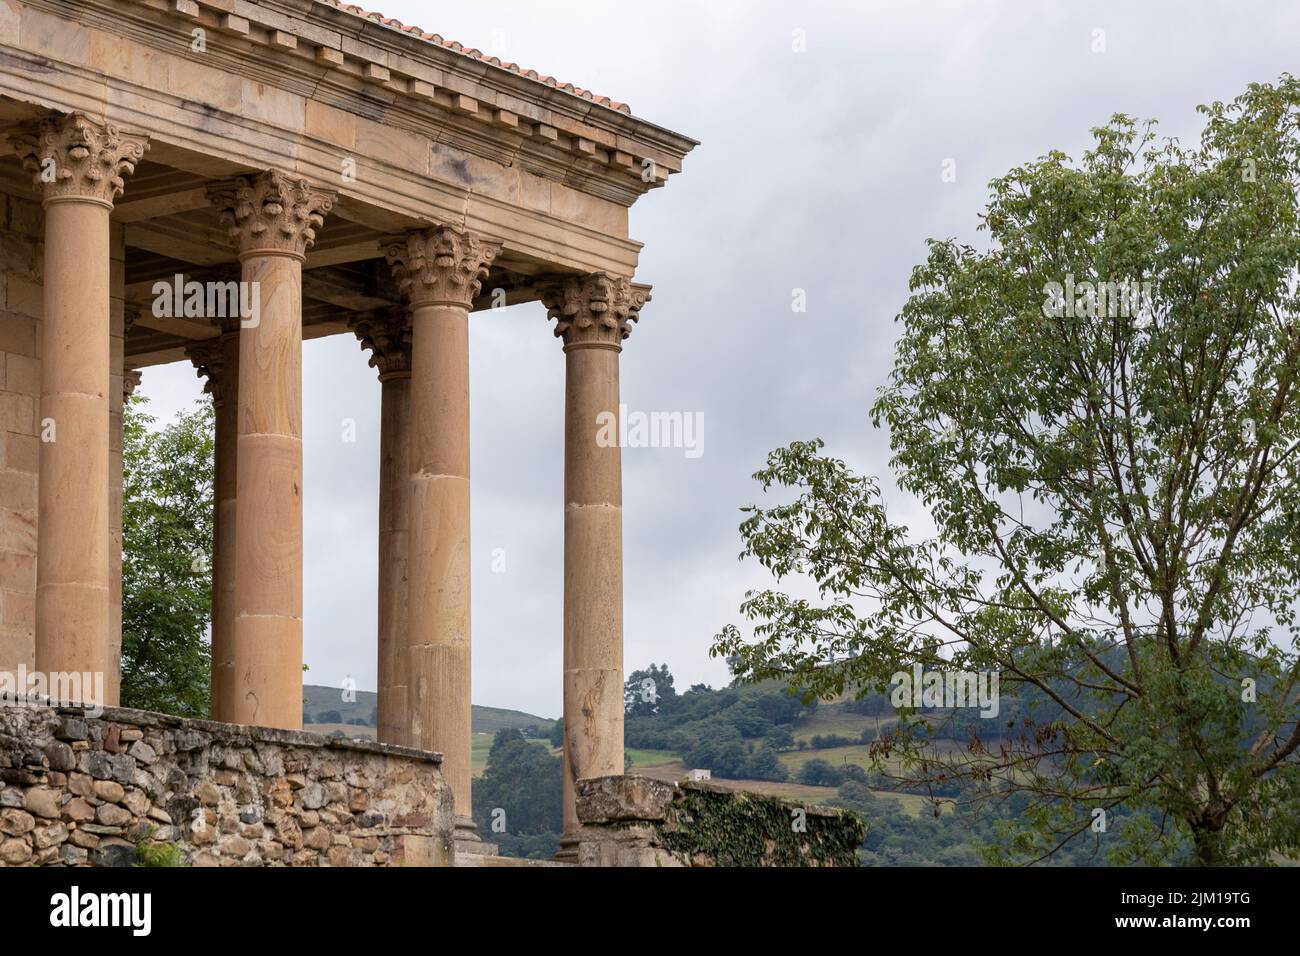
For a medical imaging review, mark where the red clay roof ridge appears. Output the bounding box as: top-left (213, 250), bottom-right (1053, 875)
top-left (319, 1), bottom-right (633, 114)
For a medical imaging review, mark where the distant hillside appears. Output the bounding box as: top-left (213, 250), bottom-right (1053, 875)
top-left (302, 684), bottom-right (555, 736)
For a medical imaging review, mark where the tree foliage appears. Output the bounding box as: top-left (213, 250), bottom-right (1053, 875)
top-left (121, 398), bottom-right (213, 717)
top-left (714, 78), bottom-right (1300, 865)
top-left (624, 662), bottom-right (677, 716)
top-left (471, 728), bottom-right (563, 859)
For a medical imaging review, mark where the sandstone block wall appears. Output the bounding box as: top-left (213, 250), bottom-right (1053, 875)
top-left (0, 700), bottom-right (454, 866)
top-left (0, 192), bottom-right (42, 675)
top-left (576, 775), bottom-right (866, 867)
top-left (0, 200), bottom-right (126, 689)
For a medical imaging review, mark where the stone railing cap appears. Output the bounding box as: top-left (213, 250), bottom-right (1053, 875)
top-left (0, 697), bottom-right (442, 765)
top-left (575, 773), bottom-right (859, 824)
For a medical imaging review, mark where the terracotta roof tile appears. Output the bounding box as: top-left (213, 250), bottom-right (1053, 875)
top-left (320, 1), bottom-right (632, 113)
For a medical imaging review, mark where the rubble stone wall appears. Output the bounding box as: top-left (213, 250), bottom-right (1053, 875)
top-left (0, 700), bottom-right (454, 867)
top-left (576, 774), bottom-right (866, 867)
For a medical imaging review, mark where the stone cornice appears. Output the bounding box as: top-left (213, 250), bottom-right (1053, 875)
top-left (385, 227), bottom-right (501, 309)
top-left (208, 170), bottom-right (337, 259)
top-left (7, 698), bottom-right (444, 766)
top-left (7, 111), bottom-right (148, 207)
top-left (538, 273), bottom-right (650, 350)
top-left (70, 0), bottom-right (696, 206)
top-left (0, 11), bottom-right (648, 275)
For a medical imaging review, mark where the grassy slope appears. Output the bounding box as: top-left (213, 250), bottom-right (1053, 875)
top-left (627, 702), bottom-right (953, 817)
top-left (471, 733), bottom-right (556, 774)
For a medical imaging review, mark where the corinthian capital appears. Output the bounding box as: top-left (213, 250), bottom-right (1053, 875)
top-left (186, 338), bottom-right (228, 403)
top-left (8, 112), bottom-right (148, 206)
top-left (207, 170), bottom-right (336, 258)
top-left (123, 369), bottom-right (142, 402)
top-left (349, 311), bottom-right (412, 379)
top-left (384, 226), bottom-right (501, 308)
top-left (538, 273), bottom-right (649, 349)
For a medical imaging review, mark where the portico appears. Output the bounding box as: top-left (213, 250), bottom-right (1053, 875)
top-left (0, 0), bottom-right (694, 859)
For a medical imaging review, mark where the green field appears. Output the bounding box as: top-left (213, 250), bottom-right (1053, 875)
top-left (791, 702), bottom-right (897, 742)
top-left (621, 739), bottom-right (943, 818)
top-left (625, 748), bottom-right (680, 769)
top-left (473, 733), bottom-right (556, 775)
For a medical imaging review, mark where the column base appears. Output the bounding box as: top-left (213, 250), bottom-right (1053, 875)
top-left (554, 834), bottom-right (580, 864)
top-left (454, 815), bottom-right (498, 861)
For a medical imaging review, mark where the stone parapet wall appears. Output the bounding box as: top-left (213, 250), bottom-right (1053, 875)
top-left (0, 699), bottom-right (454, 867)
top-left (575, 775), bottom-right (866, 867)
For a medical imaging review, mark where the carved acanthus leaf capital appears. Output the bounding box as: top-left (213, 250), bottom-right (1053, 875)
top-left (124, 304), bottom-right (143, 337)
top-left (207, 170), bottom-right (336, 258)
top-left (384, 226), bottom-right (501, 308)
top-left (8, 112), bottom-right (148, 206)
top-left (185, 339), bottom-right (226, 402)
top-left (538, 274), bottom-right (649, 349)
top-left (123, 369), bottom-right (142, 402)
top-left (349, 312), bottom-right (412, 379)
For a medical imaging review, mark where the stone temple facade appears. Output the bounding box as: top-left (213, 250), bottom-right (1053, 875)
top-left (0, 0), bottom-right (701, 864)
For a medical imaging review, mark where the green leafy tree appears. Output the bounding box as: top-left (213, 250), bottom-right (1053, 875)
top-left (121, 398), bottom-right (213, 717)
top-left (624, 663), bottom-right (677, 716)
top-left (472, 728), bottom-right (563, 859)
top-left (798, 759), bottom-right (847, 788)
top-left (743, 746), bottom-right (790, 782)
top-left (715, 78), bottom-right (1300, 866)
top-left (766, 726), bottom-right (796, 750)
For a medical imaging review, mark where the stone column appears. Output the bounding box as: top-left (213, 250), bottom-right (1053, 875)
top-left (384, 227), bottom-right (499, 836)
top-left (349, 312), bottom-right (412, 746)
top-left (186, 321), bottom-right (240, 721)
top-left (208, 172), bottom-right (334, 730)
top-left (9, 114), bottom-right (147, 704)
top-left (106, 302), bottom-right (134, 709)
top-left (539, 274), bottom-right (648, 856)
top-left (113, 361), bottom-right (141, 706)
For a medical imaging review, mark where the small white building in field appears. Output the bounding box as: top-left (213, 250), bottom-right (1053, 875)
top-left (686, 769), bottom-right (712, 782)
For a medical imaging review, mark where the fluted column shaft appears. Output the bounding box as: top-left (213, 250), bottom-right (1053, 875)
top-left (9, 114), bottom-right (146, 702)
top-left (541, 275), bottom-right (647, 846)
top-left (209, 171), bottom-right (334, 729)
top-left (385, 227), bottom-right (499, 828)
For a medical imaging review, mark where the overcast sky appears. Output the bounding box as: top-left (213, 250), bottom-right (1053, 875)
top-left (136, 0), bottom-right (1300, 718)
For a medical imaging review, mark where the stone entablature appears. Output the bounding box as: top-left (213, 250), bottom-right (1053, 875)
top-left (108, 0), bottom-right (690, 203)
top-left (0, 0), bottom-right (697, 330)
top-left (0, 699), bottom-right (454, 866)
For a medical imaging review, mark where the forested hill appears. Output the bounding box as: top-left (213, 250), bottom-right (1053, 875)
top-left (301, 684), bottom-right (555, 738)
